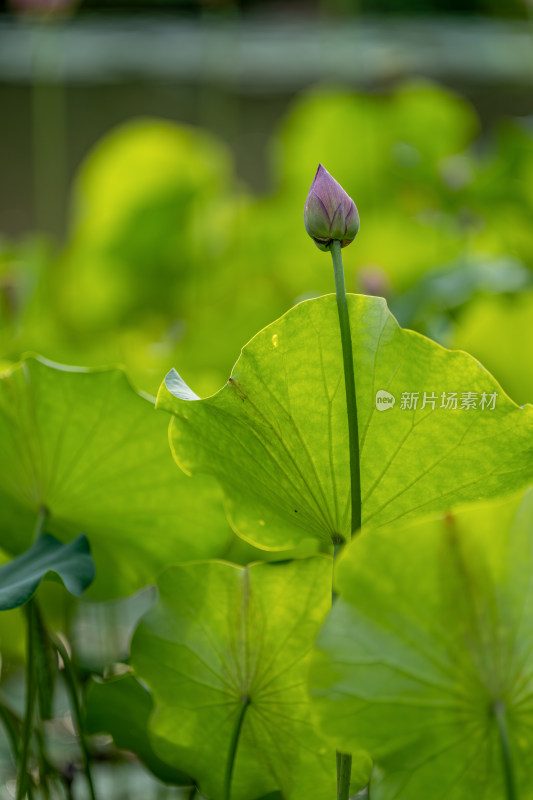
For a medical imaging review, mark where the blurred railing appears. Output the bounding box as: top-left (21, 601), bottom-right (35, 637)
top-left (0, 14), bottom-right (532, 88)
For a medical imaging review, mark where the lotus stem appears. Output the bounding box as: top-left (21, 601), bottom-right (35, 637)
top-left (223, 697), bottom-right (250, 800)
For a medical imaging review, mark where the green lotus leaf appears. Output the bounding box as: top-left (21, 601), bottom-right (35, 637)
top-left (0, 533), bottom-right (94, 611)
top-left (158, 294), bottom-right (533, 550)
top-left (85, 672), bottom-right (191, 785)
top-left (0, 357), bottom-right (233, 597)
top-left (131, 557), bottom-right (371, 800)
top-left (310, 488), bottom-right (533, 799)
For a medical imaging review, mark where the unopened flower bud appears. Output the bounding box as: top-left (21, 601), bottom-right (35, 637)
top-left (304, 164), bottom-right (359, 251)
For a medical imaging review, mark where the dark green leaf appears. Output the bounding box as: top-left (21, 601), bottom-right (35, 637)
top-left (0, 534), bottom-right (94, 611)
top-left (256, 795), bottom-right (283, 800)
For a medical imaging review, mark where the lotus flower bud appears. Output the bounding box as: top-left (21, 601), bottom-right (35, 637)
top-left (304, 164), bottom-right (360, 251)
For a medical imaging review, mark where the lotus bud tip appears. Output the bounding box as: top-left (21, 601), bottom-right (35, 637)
top-left (303, 164), bottom-right (359, 251)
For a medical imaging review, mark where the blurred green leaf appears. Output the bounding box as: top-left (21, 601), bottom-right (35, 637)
top-left (310, 489), bottom-right (533, 799)
top-left (61, 119), bottom-right (237, 328)
top-left (452, 291), bottom-right (533, 406)
top-left (158, 294), bottom-right (533, 550)
top-left (0, 357), bottom-right (233, 598)
top-left (131, 557), bottom-right (370, 800)
top-left (0, 534), bottom-right (94, 611)
top-left (85, 672), bottom-right (191, 786)
top-left (275, 82), bottom-right (477, 194)
top-left (390, 82), bottom-right (479, 164)
top-left (390, 253), bottom-right (531, 337)
top-left (0, 606), bottom-right (25, 661)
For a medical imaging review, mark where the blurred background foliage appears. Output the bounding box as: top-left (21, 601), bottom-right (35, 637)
top-left (0, 0), bottom-right (530, 15)
top-left (1, 80), bottom-right (532, 403)
top-left (1, 0), bottom-right (533, 796)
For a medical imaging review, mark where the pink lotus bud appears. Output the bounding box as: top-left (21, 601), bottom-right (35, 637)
top-left (304, 164), bottom-right (359, 251)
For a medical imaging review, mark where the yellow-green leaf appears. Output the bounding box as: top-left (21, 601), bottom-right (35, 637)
top-left (158, 294), bottom-right (533, 550)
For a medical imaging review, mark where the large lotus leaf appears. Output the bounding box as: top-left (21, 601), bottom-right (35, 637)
top-left (310, 489), bottom-right (533, 799)
top-left (0, 533), bottom-right (94, 611)
top-left (131, 557), bottom-right (371, 800)
top-left (84, 672), bottom-right (190, 785)
top-left (0, 357), bottom-right (233, 597)
top-left (157, 293), bottom-right (533, 550)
